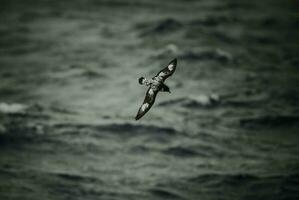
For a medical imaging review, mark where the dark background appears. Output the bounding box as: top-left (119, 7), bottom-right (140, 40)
top-left (0, 0), bottom-right (299, 199)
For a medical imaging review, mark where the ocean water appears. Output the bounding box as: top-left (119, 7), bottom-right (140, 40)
top-left (0, 0), bottom-right (299, 199)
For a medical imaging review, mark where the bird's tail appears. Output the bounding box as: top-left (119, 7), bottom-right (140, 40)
top-left (160, 83), bottom-right (171, 93)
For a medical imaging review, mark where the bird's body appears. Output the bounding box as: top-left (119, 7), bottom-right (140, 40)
top-left (135, 58), bottom-right (177, 120)
top-left (139, 77), bottom-right (169, 92)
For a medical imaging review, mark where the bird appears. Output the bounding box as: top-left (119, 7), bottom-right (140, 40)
top-left (135, 58), bottom-right (177, 120)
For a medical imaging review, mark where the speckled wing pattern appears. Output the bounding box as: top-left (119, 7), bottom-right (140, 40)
top-left (135, 86), bottom-right (158, 120)
top-left (135, 58), bottom-right (177, 120)
top-left (154, 58), bottom-right (177, 81)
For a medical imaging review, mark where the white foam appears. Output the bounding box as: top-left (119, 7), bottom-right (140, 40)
top-left (0, 103), bottom-right (27, 114)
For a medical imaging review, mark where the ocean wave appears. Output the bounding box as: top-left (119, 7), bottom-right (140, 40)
top-left (158, 93), bottom-right (270, 110)
top-left (0, 122), bottom-right (46, 146)
top-left (135, 18), bottom-right (183, 37)
top-left (162, 142), bottom-right (230, 159)
top-left (188, 173), bottom-right (299, 189)
top-left (78, 70), bottom-right (106, 79)
top-left (0, 102), bottom-right (28, 114)
top-left (53, 122), bottom-right (178, 137)
top-left (189, 173), bottom-right (258, 185)
top-left (177, 49), bottom-right (233, 63)
top-left (0, 120), bottom-right (179, 149)
top-left (53, 171), bottom-right (103, 184)
top-left (215, 2), bottom-right (256, 10)
top-left (158, 95), bottom-right (220, 108)
top-left (0, 102), bottom-right (48, 118)
top-left (189, 15), bottom-right (239, 27)
top-left (152, 46), bottom-right (234, 64)
top-left (149, 173), bottom-right (299, 200)
top-left (220, 95), bottom-right (267, 108)
top-left (240, 115), bottom-right (299, 129)
top-left (162, 146), bottom-right (200, 158)
top-left (151, 44), bottom-right (179, 59)
top-left (148, 188), bottom-right (185, 200)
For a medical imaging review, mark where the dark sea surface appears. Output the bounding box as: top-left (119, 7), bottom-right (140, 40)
top-left (1, 0), bottom-right (299, 199)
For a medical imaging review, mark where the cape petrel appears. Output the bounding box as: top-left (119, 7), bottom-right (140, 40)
top-left (135, 58), bottom-right (177, 120)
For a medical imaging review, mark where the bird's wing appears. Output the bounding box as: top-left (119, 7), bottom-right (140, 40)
top-left (154, 58), bottom-right (177, 81)
top-left (135, 86), bottom-right (159, 120)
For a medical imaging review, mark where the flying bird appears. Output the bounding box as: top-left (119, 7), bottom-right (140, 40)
top-left (135, 58), bottom-right (177, 120)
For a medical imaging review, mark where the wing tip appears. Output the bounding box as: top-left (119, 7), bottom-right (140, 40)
top-left (135, 113), bottom-right (142, 120)
top-left (171, 58), bottom-right (177, 65)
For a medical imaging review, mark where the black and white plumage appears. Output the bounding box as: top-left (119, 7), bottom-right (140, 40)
top-left (135, 58), bottom-right (177, 120)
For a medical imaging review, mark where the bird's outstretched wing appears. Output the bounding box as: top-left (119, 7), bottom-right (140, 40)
top-left (154, 58), bottom-right (177, 81)
top-left (135, 86), bottom-right (159, 120)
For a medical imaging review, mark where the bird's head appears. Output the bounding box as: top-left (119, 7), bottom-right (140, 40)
top-left (138, 77), bottom-right (145, 85)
